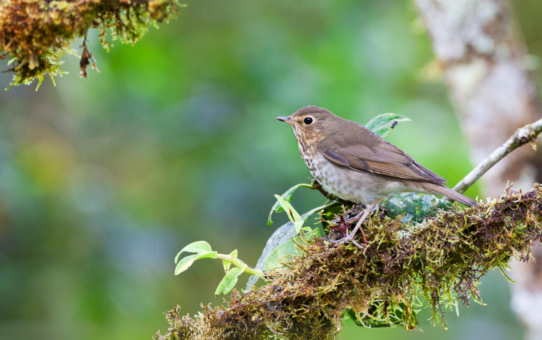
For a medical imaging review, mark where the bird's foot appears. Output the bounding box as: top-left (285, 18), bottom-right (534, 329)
top-left (329, 199), bottom-right (382, 249)
top-left (328, 215), bottom-right (349, 238)
top-left (330, 213), bottom-right (369, 249)
top-left (330, 234), bottom-right (365, 249)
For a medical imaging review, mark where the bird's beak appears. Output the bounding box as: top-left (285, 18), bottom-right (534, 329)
top-left (276, 116), bottom-right (294, 125)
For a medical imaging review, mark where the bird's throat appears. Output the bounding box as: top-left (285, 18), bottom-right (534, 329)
top-left (293, 128), bottom-right (317, 157)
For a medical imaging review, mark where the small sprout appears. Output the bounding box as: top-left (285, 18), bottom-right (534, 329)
top-left (174, 241), bottom-right (263, 298)
top-left (497, 264), bottom-right (516, 283)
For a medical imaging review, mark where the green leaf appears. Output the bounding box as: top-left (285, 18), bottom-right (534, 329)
top-left (215, 266), bottom-right (246, 296)
top-left (344, 303), bottom-right (418, 329)
top-left (268, 183), bottom-right (312, 227)
top-left (300, 204), bottom-right (331, 225)
top-left (175, 241), bottom-right (213, 263)
top-left (365, 113), bottom-right (410, 138)
top-left (223, 249), bottom-right (238, 273)
top-left (274, 194), bottom-right (303, 233)
top-left (265, 228), bottom-right (320, 271)
top-left (247, 201), bottom-right (337, 290)
top-left (174, 251), bottom-right (217, 275)
top-left (345, 309), bottom-right (365, 327)
top-left (380, 192), bottom-right (453, 223)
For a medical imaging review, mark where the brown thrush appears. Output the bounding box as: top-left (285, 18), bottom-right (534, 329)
top-left (277, 106), bottom-right (476, 248)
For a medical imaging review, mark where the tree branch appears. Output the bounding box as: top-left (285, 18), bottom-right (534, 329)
top-left (156, 185), bottom-right (542, 340)
top-left (453, 118), bottom-right (542, 194)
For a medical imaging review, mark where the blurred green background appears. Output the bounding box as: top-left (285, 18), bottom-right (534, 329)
top-left (2, 0), bottom-right (542, 339)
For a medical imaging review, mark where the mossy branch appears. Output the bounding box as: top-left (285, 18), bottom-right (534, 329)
top-left (0, 0), bottom-right (183, 89)
top-left (155, 185), bottom-right (542, 340)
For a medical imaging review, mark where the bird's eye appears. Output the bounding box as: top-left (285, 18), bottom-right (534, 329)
top-left (304, 117), bottom-right (314, 125)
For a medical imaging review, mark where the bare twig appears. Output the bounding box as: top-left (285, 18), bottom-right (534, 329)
top-left (453, 118), bottom-right (542, 194)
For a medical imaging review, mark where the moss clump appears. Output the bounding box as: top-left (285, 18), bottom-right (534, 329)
top-left (0, 0), bottom-right (182, 88)
top-left (156, 184), bottom-right (542, 339)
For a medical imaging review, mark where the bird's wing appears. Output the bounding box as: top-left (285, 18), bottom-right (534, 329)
top-left (319, 132), bottom-right (446, 184)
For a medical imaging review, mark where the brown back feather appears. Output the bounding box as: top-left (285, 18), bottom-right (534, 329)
top-left (318, 116), bottom-right (446, 184)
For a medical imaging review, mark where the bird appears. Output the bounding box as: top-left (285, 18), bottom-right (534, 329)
top-left (277, 105), bottom-right (476, 248)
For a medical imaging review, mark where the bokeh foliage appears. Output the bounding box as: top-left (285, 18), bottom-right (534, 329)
top-left (1, 0), bottom-right (542, 340)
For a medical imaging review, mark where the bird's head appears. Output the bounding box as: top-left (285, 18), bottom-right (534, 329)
top-left (276, 106), bottom-right (335, 144)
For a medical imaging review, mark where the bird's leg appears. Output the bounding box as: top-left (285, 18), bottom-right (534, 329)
top-left (328, 215), bottom-right (349, 238)
top-left (349, 199), bottom-right (382, 242)
top-left (331, 199), bottom-right (382, 249)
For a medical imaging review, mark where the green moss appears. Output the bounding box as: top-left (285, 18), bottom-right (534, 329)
top-left (156, 184), bottom-right (542, 339)
top-left (0, 0), bottom-right (183, 89)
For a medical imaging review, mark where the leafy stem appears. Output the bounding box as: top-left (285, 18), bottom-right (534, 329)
top-left (216, 254), bottom-right (264, 277)
top-left (175, 241), bottom-right (264, 295)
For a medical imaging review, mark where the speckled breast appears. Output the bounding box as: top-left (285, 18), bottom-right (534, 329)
top-left (301, 151), bottom-right (403, 205)
top-left (293, 128), bottom-right (391, 204)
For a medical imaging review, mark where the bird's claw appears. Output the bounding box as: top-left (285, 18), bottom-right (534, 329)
top-left (328, 199), bottom-right (382, 249)
top-left (330, 235), bottom-right (365, 249)
top-left (351, 239), bottom-right (365, 249)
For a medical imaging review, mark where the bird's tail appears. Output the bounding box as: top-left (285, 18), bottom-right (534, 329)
top-left (422, 182), bottom-right (477, 207)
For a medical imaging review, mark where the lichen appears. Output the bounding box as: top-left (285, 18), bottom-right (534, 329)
top-left (0, 0), bottom-right (182, 88)
top-left (156, 184), bottom-right (542, 339)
